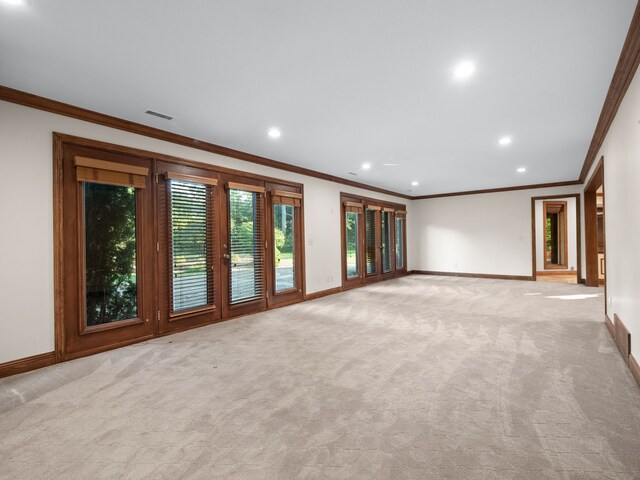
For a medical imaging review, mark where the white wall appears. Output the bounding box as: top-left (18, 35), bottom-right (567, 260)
top-left (589, 66), bottom-right (640, 359)
top-left (534, 197), bottom-right (578, 272)
top-left (411, 185), bottom-right (582, 277)
top-left (0, 100), bottom-right (413, 363)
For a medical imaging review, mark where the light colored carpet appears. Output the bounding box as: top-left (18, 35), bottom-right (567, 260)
top-left (1, 275), bottom-right (639, 480)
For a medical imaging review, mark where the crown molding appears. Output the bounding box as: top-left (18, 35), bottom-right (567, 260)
top-left (579, 1), bottom-right (640, 182)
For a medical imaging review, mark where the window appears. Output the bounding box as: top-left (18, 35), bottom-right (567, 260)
top-left (168, 177), bottom-right (214, 313)
top-left (273, 203), bottom-right (295, 292)
top-left (365, 208), bottom-right (378, 275)
top-left (228, 187), bottom-right (264, 304)
top-left (395, 216), bottom-right (405, 270)
top-left (84, 182), bottom-right (138, 326)
top-left (381, 210), bottom-right (392, 273)
top-left (345, 211), bottom-right (360, 278)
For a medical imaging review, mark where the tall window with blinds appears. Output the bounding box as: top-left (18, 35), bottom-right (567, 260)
top-left (229, 188), bottom-right (264, 304)
top-left (381, 210), bottom-right (392, 273)
top-left (168, 179), bottom-right (214, 313)
top-left (365, 208), bottom-right (377, 275)
top-left (395, 217), bottom-right (405, 270)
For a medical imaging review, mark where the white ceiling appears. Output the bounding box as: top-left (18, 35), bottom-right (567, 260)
top-left (0, 0), bottom-right (635, 195)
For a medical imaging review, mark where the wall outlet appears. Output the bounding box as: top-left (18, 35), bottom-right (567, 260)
top-left (308, 238), bottom-right (314, 246)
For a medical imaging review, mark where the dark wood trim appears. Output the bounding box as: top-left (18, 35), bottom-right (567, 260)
top-left (535, 271), bottom-right (578, 277)
top-left (605, 314), bottom-right (615, 338)
top-left (584, 158), bottom-right (605, 289)
top-left (605, 314), bottom-right (639, 389)
top-left (630, 353), bottom-right (640, 387)
top-left (410, 270), bottom-right (533, 281)
top-left (0, 352), bottom-right (56, 378)
top-left (613, 314), bottom-right (631, 365)
top-left (541, 201), bottom-right (569, 270)
top-left (0, 86), bottom-right (589, 201)
top-left (530, 194), bottom-right (581, 282)
top-left (413, 180), bottom-right (582, 200)
top-left (0, 85), bottom-right (411, 200)
top-left (304, 286), bottom-right (343, 301)
top-left (579, 2), bottom-right (640, 182)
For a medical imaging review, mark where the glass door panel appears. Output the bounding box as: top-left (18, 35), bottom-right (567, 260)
top-left (365, 208), bottom-right (378, 275)
top-left (395, 217), bottom-right (405, 270)
top-left (381, 210), bottom-right (392, 273)
top-left (169, 179), bottom-right (214, 313)
top-left (229, 188), bottom-right (264, 304)
top-left (84, 183), bottom-right (138, 327)
top-left (345, 211), bottom-right (360, 278)
top-left (274, 203), bottom-right (295, 292)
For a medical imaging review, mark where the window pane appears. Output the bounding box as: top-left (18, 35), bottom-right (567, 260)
top-left (382, 211), bottom-right (392, 272)
top-left (365, 209), bottom-right (377, 274)
top-left (170, 180), bottom-right (212, 312)
top-left (345, 212), bottom-right (359, 278)
top-left (84, 182), bottom-right (138, 326)
top-left (395, 218), bottom-right (404, 269)
top-left (229, 189), bottom-right (263, 303)
top-left (274, 203), bottom-right (295, 292)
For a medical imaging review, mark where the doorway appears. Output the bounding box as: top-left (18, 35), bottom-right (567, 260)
top-left (531, 194), bottom-right (581, 284)
top-left (584, 158), bottom-right (606, 288)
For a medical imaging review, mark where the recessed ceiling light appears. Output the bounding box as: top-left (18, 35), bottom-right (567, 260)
top-left (348, 172), bottom-right (358, 176)
top-left (267, 127), bottom-right (281, 139)
top-left (361, 163), bottom-right (371, 170)
top-left (411, 181), bottom-right (419, 186)
top-left (453, 61), bottom-right (475, 80)
top-left (499, 136), bottom-right (512, 146)
top-left (517, 167), bottom-right (526, 173)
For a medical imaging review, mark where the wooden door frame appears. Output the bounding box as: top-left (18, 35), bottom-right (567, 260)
top-left (265, 182), bottom-right (305, 308)
top-left (530, 194), bottom-right (581, 282)
top-left (541, 201), bottom-right (569, 270)
top-left (584, 157), bottom-right (606, 290)
top-left (340, 194), bottom-right (366, 290)
top-left (155, 160), bottom-right (222, 335)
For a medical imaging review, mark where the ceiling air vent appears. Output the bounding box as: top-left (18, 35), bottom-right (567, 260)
top-left (145, 110), bottom-right (173, 121)
top-left (348, 172), bottom-right (358, 176)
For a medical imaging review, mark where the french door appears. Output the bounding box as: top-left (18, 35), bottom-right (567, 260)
top-left (219, 175), bottom-right (268, 317)
top-left (156, 162), bottom-right (220, 334)
top-left (57, 135), bottom-right (305, 361)
top-left (341, 193), bottom-right (407, 290)
top-left (265, 183), bottom-right (304, 307)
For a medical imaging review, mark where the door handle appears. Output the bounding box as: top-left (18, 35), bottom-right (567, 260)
top-left (223, 253), bottom-right (230, 259)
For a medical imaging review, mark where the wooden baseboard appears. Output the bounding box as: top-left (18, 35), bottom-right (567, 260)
top-left (535, 271), bottom-right (577, 277)
top-left (0, 351), bottom-right (56, 378)
top-left (630, 353), bottom-right (640, 387)
top-left (605, 314), bottom-right (639, 389)
top-left (410, 270), bottom-right (533, 281)
top-left (605, 314), bottom-right (615, 337)
top-left (614, 314), bottom-right (631, 365)
top-left (304, 286), bottom-right (342, 301)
